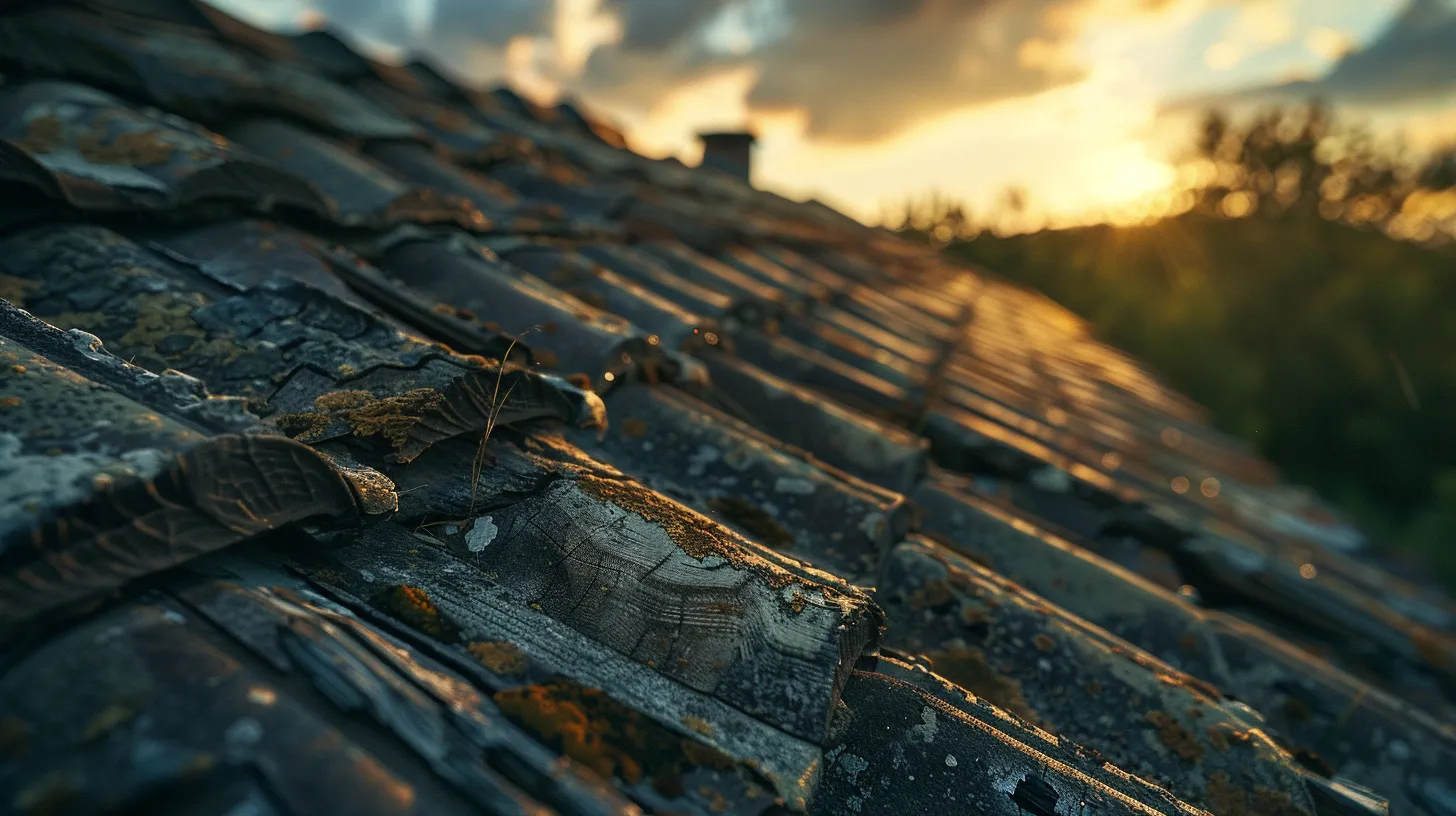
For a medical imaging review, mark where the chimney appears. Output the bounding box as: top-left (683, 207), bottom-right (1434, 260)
top-left (698, 131), bottom-right (756, 184)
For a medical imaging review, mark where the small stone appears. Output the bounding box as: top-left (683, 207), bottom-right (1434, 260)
top-left (466, 516), bottom-right (499, 552)
top-left (945, 754), bottom-right (958, 767)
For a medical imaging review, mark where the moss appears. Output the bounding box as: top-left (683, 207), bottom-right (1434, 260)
top-left (577, 474), bottom-right (730, 562)
top-left (1205, 772), bottom-right (1304, 816)
top-left (40, 310), bottom-right (108, 334)
top-left (467, 641), bottom-right (527, 676)
top-left (274, 412), bottom-right (333, 441)
top-left (12, 114), bottom-right (64, 154)
top-left (373, 585), bottom-right (459, 641)
top-left (120, 292), bottom-right (204, 348)
top-left (77, 128), bottom-right (175, 167)
top-left (309, 389), bottom-right (447, 450)
top-left (0, 274), bottom-right (41, 308)
top-left (313, 390), bottom-right (375, 412)
top-left (927, 643), bottom-right (1041, 725)
top-left (494, 680), bottom-right (734, 794)
top-left (1145, 710), bottom-right (1202, 763)
top-left (707, 496), bottom-right (795, 549)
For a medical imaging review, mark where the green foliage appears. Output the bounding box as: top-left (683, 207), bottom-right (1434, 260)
top-left (921, 106), bottom-right (1456, 587)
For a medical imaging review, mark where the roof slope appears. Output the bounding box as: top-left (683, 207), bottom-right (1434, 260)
top-left (0, 2), bottom-right (1451, 815)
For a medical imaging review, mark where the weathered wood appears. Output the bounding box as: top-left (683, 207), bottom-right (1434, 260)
top-left (283, 524), bottom-right (822, 810)
top-left (697, 351), bottom-right (928, 493)
top-left (0, 330), bottom-right (375, 639)
top-left (308, 433), bottom-right (883, 745)
top-left (913, 472), bottom-right (1456, 816)
top-left (811, 668), bottom-right (1211, 816)
top-left (570, 383), bottom-right (909, 580)
top-left (0, 224), bottom-right (606, 463)
top-left (878, 536), bottom-right (1345, 815)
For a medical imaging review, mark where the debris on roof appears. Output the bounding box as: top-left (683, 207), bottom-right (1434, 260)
top-left (0, 2), bottom-right (1450, 815)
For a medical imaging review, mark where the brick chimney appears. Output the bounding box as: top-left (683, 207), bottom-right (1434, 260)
top-left (698, 131), bottom-right (756, 184)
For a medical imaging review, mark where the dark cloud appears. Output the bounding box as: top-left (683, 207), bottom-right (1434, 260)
top-left (574, 0), bottom-right (1086, 142)
top-left (1178, 0), bottom-right (1456, 112)
top-left (1318, 0), bottom-right (1456, 103)
top-left (605, 1), bottom-right (730, 51)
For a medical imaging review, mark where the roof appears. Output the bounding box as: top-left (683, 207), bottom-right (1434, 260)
top-left (0, 2), bottom-right (1450, 815)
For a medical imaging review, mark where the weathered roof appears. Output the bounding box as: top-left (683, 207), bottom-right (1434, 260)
top-left (0, 2), bottom-right (1451, 815)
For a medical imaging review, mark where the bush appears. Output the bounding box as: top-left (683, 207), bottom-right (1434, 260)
top-left (920, 106), bottom-right (1456, 587)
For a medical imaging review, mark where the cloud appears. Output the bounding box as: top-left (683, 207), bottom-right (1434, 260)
top-left (569, 0), bottom-right (1093, 143)
top-left (1178, 0), bottom-right (1456, 111)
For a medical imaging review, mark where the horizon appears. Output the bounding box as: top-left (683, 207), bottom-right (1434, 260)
top-left (207, 0), bottom-right (1456, 231)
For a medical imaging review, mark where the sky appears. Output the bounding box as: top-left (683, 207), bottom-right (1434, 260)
top-left (209, 0), bottom-right (1456, 228)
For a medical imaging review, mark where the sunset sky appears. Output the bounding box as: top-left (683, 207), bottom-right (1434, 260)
top-left (210, 0), bottom-right (1456, 227)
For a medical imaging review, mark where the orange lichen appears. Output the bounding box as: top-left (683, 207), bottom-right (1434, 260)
top-left (1205, 772), bottom-right (1303, 816)
top-left (1412, 628), bottom-right (1456, 673)
top-left (467, 641), bottom-right (527, 676)
top-left (374, 585), bottom-right (458, 641)
top-left (494, 680), bottom-right (734, 794)
top-left (432, 302), bottom-right (478, 322)
top-left (77, 129), bottom-right (175, 167)
top-left (1145, 710), bottom-right (1202, 763)
top-left (1033, 634), bottom-right (1056, 653)
top-left (11, 114), bottom-right (65, 154)
top-left (907, 578), bottom-right (954, 612)
top-left (0, 396), bottom-right (20, 409)
top-left (1207, 725), bottom-right (1230, 751)
top-left (619, 417), bottom-right (649, 439)
top-left (681, 716), bottom-right (715, 737)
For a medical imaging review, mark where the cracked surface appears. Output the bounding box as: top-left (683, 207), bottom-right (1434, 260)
top-left (0, 3), bottom-right (1448, 815)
